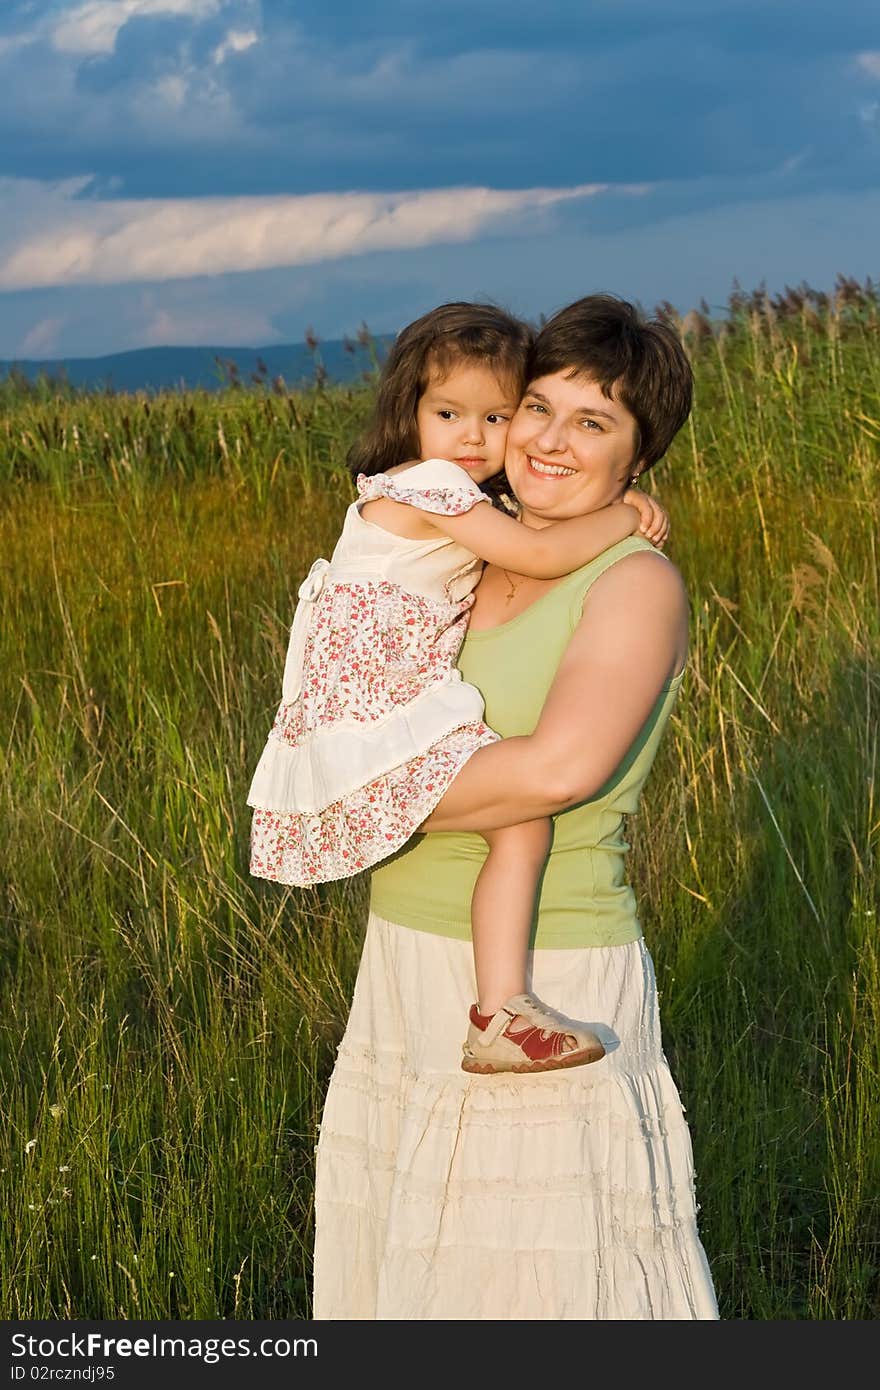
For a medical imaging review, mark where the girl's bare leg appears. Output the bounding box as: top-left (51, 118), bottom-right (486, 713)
top-left (470, 820), bottom-right (551, 1015)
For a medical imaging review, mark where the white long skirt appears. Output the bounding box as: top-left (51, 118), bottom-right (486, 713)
top-left (313, 912), bottom-right (719, 1320)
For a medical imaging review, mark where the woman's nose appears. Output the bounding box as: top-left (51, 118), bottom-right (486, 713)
top-left (533, 419), bottom-right (566, 452)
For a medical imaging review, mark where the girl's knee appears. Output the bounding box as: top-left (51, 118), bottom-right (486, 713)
top-left (483, 818), bottom-right (551, 861)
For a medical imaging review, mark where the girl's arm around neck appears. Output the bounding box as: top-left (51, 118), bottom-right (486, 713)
top-left (421, 552), bottom-right (688, 832)
top-left (429, 498), bottom-right (641, 577)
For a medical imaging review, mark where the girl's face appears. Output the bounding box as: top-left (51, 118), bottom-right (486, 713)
top-left (416, 360), bottom-right (519, 485)
top-left (504, 370), bottom-right (642, 528)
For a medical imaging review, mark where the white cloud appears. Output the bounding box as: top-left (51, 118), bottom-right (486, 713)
top-left (212, 27), bottom-right (258, 64)
top-left (856, 52), bottom-right (880, 79)
top-left (19, 317), bottom-right (65, 357)
top-left (154, 73), bottom-right (189, 108)
top-left (0, 0), bottom-right (235, 62)
top-left (138, 292), bottom-right (275, 345)
top-left (0, 32), bottom-right (39, 56)
top-left (0, 177), bottom-right (636, 290)
top-left (51, 0), bottom-right (225, 56)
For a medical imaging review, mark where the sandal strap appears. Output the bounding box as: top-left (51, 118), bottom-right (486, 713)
top-left (503, 993), bottom-right (560, 1029)
top-left (481, 1005), bottom-right (518, 1045)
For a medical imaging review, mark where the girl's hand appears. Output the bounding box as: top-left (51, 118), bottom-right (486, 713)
top-left (622, 487), bottom-right (669, 549)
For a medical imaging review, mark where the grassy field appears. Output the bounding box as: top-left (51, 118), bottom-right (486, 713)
top-left (1, 283), bottom-right (878, 1319)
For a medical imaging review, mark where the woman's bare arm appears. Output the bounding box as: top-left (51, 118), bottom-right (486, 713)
top-left (421, 552), bottom-right (688, 832)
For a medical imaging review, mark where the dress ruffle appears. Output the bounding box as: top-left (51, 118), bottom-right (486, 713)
top-left (313, 915), bottom-right (719, 1320)
top-left (249, 721), bottom-right (498, 886)
top-left (356, 457), bottom-right (491, 517)
top-left (247, 679), bottom-right (487, 814)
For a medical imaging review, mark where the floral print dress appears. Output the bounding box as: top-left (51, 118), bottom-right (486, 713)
top-left (247, 458), bottom-right (500, 885)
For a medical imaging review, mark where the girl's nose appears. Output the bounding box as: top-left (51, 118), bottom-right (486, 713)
top-left (462, 416), bottom-right (486, 443)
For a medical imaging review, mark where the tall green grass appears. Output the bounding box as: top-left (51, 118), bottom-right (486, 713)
top-left (1, 290), bottom-right (878, 1318)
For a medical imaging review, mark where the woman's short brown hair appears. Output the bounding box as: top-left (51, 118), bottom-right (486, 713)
top-left (529, 294), bottom-right (693, 472)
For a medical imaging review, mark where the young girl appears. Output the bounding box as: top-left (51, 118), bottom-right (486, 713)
top-left (247, 302), bottom-right (668, 1075)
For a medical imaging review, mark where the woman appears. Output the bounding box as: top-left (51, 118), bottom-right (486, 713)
top-left (312, 294), bottom-right (719, 1320)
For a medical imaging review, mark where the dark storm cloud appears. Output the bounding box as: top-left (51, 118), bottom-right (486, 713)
top-left (2, 1), bottom-right (878, 358)
top-left (0, 0), bottom-right (877, 197)
top-left (74, 13), bottom-right (221, 95)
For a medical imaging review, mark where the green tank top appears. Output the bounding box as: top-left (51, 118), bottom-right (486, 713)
top-left (369, 536), bottom-right (684, 948)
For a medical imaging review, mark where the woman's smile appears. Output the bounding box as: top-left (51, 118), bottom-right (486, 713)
top-left (525, 456), bottom-right (577, 478)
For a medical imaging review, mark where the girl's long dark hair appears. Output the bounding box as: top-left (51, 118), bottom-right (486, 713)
top-left (347, 302), bottom-right (534, 504)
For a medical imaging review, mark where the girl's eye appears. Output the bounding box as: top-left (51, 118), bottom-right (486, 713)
top-left (486, 414), bottom-right (509, 425)
top-left (438, 410), bottom-right (456, 420)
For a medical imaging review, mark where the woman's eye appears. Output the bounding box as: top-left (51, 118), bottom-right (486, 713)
top-left (581, 419), bottom-right (602, 431)
top-left (527, 403), bottom-right (548, 415)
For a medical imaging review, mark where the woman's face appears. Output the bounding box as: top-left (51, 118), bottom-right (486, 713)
top-left (504, 370), bottom-right (642, 527)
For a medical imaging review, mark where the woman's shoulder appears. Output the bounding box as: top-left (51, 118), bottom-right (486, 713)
top-left (564, 535), bottom-right (682, 590)
top-left (560, 536), bottom-right (685, 607)
top-left (587, 544), bottom-right (687, 602)
top-left (578, 545), bottom-right (689, 673)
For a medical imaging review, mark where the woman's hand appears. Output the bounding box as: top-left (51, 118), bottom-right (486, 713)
top-left (621, 487), bottom-right (669, 548)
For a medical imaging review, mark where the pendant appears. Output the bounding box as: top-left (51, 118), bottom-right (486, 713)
top-left (502, 569), bottom-right (520, 604)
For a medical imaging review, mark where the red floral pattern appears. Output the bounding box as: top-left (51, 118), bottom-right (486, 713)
top-left (250, 720), bottom-right (498, 885)
top-left (271, 581), bottom-right (474, 743)
top-left (249, 464), bottom-right (498, 887)
top-left (356, 471), bottom-right (489, 518)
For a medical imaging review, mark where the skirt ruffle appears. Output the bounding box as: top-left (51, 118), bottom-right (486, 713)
top-left (249, 721), bottom-right (497, 886)
top-left (313, 913), bottom-right (719, 1320)
top-left (247, 679), bottom-right (488, 814)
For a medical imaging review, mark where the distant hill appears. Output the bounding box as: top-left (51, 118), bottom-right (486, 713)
top-left (0, 335), bottom-right (395, 394)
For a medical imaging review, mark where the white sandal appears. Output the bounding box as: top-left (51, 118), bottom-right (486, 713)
top-left (461, 993), bottom-right (605, 1075)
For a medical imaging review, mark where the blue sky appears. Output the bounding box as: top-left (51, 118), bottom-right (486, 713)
top-left (1, 0), bottom-right (878, 359)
